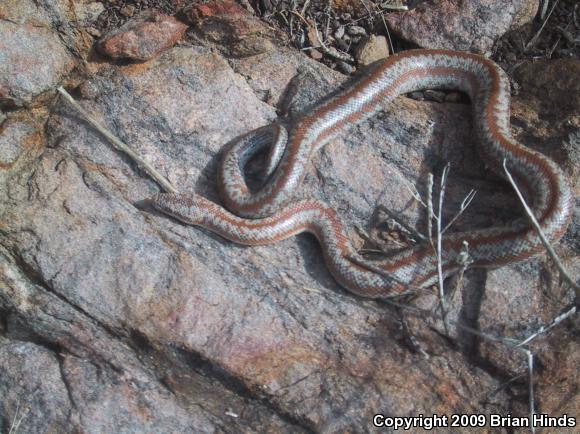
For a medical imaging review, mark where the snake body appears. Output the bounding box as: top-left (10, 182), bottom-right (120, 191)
top-left (152, 49), bottom-right (572, 298)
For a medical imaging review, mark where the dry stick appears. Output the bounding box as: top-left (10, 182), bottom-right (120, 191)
top-left (8, 401), bottom-right (26, 434)
top-left (525, 0), bottom-right (560, 50)
top-left (516, 304), bottom-right (576, 347)
top-left (540, 0), bottom-right (550, 20)
top-left (435, 164), bottom-right (451, 335)
top-left (56, 87), bottom-right (178, 194)
top-left (378, 5), bottom-right (396, 55)
top-left (300, 0), bottom-right (311, 16)
top-left (502, 160), bottom-right (579, 295)
top-left (427, 173), bottom-right (434, 246)
top-left (522, 349), bottom-right (536, 434)
top-left (383, 162), bottom-right (575, 433)
top-left (442, 189), bottom-right (477, 234)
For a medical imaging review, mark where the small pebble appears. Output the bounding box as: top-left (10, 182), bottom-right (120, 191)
top-left (347, 25), bottom-right (366, 37)
top-left (120, 5), bottom-right (136, 17)
top-left (336, 61), bottom-right (355, 75)
top-left (309, 48), bottom-right (323, 60)
top-left (335, 37), bottom-right (349, 52)
top-left (505, 51), bottom-right (517, 63)
top-left (444, 91), bottom-right (463, 103)
top-left (424, 89), bottom-right (446, 103)
top-left (78, 80), bottom-right (99, 99)
top-left (408, 91), bottom-right (425, 101)
top-left (354, 34), bottom-right (389, 65)
top-left (334, 26), bottom-right (345, 39)
top-left (86, 26), bottom-right (102, 38)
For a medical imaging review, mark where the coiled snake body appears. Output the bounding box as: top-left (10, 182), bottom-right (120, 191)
top-left (152, 49), bottom-right (572, 298)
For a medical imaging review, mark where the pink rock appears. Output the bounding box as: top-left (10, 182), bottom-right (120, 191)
top-left (98, 10), bottom-right (188, 61)
top-left (0, 21), bottom-right (74, 106)
top-left (385, 0), bottom-right (538, 54)
top-left (183, 0), bottom-right (248, 24)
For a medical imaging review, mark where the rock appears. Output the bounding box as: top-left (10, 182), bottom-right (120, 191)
top-left (184, 0), bottom-right (279, 57)
top-left (2, 42), bottom-right (578, 431)
top-left (119, 4), bottom-right (136, 17)
top-left (73, 1), bottom-right (105, 25)
top-left (510, 59), bottom-right (580, 188)
top-left (423, 89), bottom-right (446, 103)
top-left (0, 0), bottom-right (578, 427)
top-left (0, 0), bottom-right (67, 27)
top-left (354, 34), bottom-right (389, 65)
top-left (183, 0), bottom-right (248, 24)
top-left (308, 48), bottom-right (323, 60)
top-left (0, 113), bottom-right (43, 169)
top-left (407, 91), bottom-right (425, 101)
top-left (445, 91), bottom-right (464, 103)
top-left (97, 10), bottom-right (188, 61)
top-left (385, 0), bottom-right (538, 54)
top-left (86, 26), bottom-right (102, 38)
top-left (336, 61), bottom-right (355, 74)
top-left (0, 21), bottom-right (74, 107)
top-left (0, 343), bottom-right (72, 433)
top-left (346, 25), bottom-right (366, 36)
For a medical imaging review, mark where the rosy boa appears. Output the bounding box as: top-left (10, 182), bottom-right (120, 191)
top-left (152, 49), bottom-right (572, 298)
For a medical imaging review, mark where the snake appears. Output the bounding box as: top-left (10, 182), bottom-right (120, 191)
top-left (152, 49), bottom-right (573, 299)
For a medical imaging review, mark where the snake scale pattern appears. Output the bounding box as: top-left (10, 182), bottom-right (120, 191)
top-left (152, 49), bottom-right (572, 298)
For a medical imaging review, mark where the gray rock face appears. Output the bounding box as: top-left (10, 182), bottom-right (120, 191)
top-left (0, 21), bottom-right (74, 107)
top-left (385, 0), bottom-right (538, 54)
top-left (0, 4), bottom-right (578, 432)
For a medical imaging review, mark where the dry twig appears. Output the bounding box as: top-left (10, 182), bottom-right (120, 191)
top-left (57, 87), bottom-right (178, 194)
top-left (526, 0), bottom-right (560, 51)
top-left (502, 159), bottom-right (579, 295)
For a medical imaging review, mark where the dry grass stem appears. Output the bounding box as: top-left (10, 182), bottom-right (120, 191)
top-left (8, 402), bottom-right (26, 434)
top-left (516, 304), bottom-right (576, 347)
top-left (540, 0), bottom-right (550, 20)
top-left (427, 173), bottom-right (434, 245)
top-left (57, 86), bottom-right (178, 194)
top-left (526, 0), bottom-right (560, 50)
top-left (435, 164), bottom-right (451, 334)
top-left (522, 349), bottom-right (536, 434)
top-left (502, 159), bottom-right (579, 295)
top-left (442, 189), bottom-right (477, 234)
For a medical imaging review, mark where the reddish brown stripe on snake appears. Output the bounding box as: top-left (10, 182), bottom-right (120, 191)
top-left (152, 49), bottom-right (572, 299)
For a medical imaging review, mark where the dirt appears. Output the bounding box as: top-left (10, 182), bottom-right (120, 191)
top-left (94, 0), bottom-right (579, 81)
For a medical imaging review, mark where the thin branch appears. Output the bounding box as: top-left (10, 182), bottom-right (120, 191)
top-left (442, 189), bottom-right (477, 234)
top-left (378, 4), bottom-right (396, 55)
top-left (521, 349), bottom-right (536, 434)
top-left (387, 166), bottom-right (430, 210)
top-left (502, 160), bottom-right (579, 294)
top-left (525, 0), bottom-right (560, 50)
top-left (8, 401), bottom-right (26, 434)
top-left (516, 304), bottom-right (577, 347)
top-left (57, 86), bottom-right (178, 194)
top-left (436, 164), bottom-right (451, 334)
top-left (427, 173), bottom-right (434, 246)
